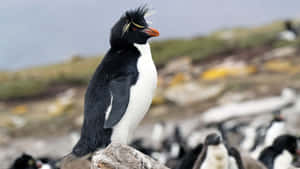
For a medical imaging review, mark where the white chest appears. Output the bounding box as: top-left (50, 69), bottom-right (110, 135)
top-left (274, 150), bottom-right (293, 169)
top-left (279, 31), bottom-right (297, 41)
top-left (265, 122), bottom-right (285, 147)
top-left (229, 157), bottom-right (239, 169)
top-left (111, 43), bottom-right (157, 143)
top-left (200, 145), bottom-right (229, 169)
top-left (241, 127), bottom-right (256, 151)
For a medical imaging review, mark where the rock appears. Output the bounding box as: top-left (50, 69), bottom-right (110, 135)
top-left (218, 91), bottom-right (255, 104)
top-left (61, 158), bottom-right (91, 169)
top-left (202, 88), bottom-right (296, 123)
top-left (10, 116), bottom-right (27, 128)
top-left (264, 46), bottom-right (296, 60)
top-left (152, 89), bottom-right (166, 106)
top-left (201, 60), bottom-right (256, 81)
top-left (74, 115), bottom-right (84, 127)
top-left (168, 73), bottom-right (189, 87)
top-left (161, 57), bottom-right (192, 76)
top-left (0, 115), bottom-right (27, 129)
top-left (263, 60), bottom-right (293, 73)
top-left (48, 89), bottom-right (76, 116)
top-left (11, 105), bottom-right (28, 115)
top-left (165, 82), bottom-right (224, 106)
top-left (149, 106), bottom-right (169, 117)
top-left (0, 128), bottom-right (10, 144)
top-left (91, 143), bottom-right (170, 169)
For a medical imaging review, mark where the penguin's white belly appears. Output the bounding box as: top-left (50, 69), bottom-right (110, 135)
top-left (200, 144), bottom-right (229, 169)
top-left (264, 122), bottom-right (285, 147)
top-left (274, 150), bottom-right (293, 169)
top-left (111, 43), bottom-right (157, 143)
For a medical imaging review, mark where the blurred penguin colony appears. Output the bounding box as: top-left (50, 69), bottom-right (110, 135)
top-left (6, 15), bottom-right (300, 169)
top-left (10, 88), bottom-right (300, 169)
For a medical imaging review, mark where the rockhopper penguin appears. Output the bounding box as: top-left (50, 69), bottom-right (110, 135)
top-left (258, 135), bottom-right (300, 169)
top-left (192, 133), bottom-right (230, 169)
top-left (66, 6), bottom-right (159, 161)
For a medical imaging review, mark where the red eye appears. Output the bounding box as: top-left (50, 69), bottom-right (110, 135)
top-left (132, 27), bottom-right (137, 31)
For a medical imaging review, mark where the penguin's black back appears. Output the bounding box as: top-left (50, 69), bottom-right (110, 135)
top-left (175, 143), bottom-right (203, 169)
top-left (258, 147), bottom-right (276, 169)
top-left (72, 45), bottom-right (140, 157)
top-left (9, 153), bottom-right (38, 169)
top-left (228, 147), bottom-right (245, 169)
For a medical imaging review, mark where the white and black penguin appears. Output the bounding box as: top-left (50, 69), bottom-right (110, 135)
top-left (228, 147), bottom-right (245, 169)
top-left (250, 112), bottom-right (286, 158)
top-left (279, 20), bottom-right (299, 41)
top-left (192, 133), bottom-right (230, 169)
top-left (258, 135), bottom-right (300, 169)
top-left (176, 143), bottom-right (203, 169)
top-left (66, 6), bottom-right (159, 161)
top-left (9, 153), bottom-right (39, 169)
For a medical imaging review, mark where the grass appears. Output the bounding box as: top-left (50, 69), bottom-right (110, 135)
top-left (151, 36), bottom-right (230, 66)
top-left (0, 57), bottom-right (101, 100)
top-left (0, 20), bottom-right (299, 100)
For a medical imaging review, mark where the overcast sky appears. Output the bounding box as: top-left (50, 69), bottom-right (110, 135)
top-left (1, 0), bottom-right (300, 70)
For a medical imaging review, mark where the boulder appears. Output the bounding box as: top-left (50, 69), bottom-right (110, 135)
top-left (91, 143), bottom-right (169, 169)
top-left (165, 82), bottom-right (224, 106)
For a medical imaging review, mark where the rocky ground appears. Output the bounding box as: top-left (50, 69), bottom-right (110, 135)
top-left (2, 21), bottom-right (300, 168)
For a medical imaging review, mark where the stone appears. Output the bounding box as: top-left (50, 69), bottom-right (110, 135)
top-left (264, 46), bottom-right (296, 60)
top-left (165, 82), bottom-right (224, 106)
top-left (161, 57), bottom-right (192, 76)
top-left (48, 89), bottom-right (76, 116)
top-left (91, 143), bottom-right (169, 169)
top-left (263, 60), bottom-right (293, 73)
top-left (202, 88), bottom-right (296, 123)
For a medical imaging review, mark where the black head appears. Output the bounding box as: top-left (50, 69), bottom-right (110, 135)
top-left (273, 135), bottom-right (299, 155)
top-left (205, 133), bottom-right (222, 146)
top-left (9, 153), bottom-right (39, 169)
top-left (110, 6), bottom-right (159, 48)
top-left (284, 20), bottom-right (294, 31)
top-left (272, 110), bottom-right (285, 122)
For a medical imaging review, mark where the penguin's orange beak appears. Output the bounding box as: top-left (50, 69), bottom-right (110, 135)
top-left (144, 27), bottom-right (160, 37)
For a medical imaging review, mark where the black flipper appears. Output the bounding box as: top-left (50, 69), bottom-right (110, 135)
top-left (104, 75), bottom-right (133, 129)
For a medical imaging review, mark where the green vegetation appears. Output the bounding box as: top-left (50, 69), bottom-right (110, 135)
top-left (0, 57), bottom-right (101, 100)
top-left (151, 37), bottom-right (229, 66)
top-left (0, 20), bottom-right (299, 100)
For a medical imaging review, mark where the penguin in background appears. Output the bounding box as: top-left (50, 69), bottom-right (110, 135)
top-left (192, 133), bottom-right (230, 169)
top-left (9, 153), bottom-right (39, 169)
top-left (175, 143), bottom-right (203, 169)
top-left (250, 111), bottom-right (287, 158)
top-left (151, 121), bottom-right (167, 149)
top-left (258, 135), bottom-right (300, 169)
top-left (278, 20), bottom-right (299, 41)
top-left (63, 6), bottom-right (159, 162)
top-left (228, 147), bottom-right (245, 169)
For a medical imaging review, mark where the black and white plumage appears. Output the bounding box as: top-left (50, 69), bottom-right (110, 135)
top-left (278, 20), bottom-right (299, 41)
top-left (67, 6), bottom-right (159, 160)
top-left (228, 147), bottom-right (245, 169)
top-left (250, 114), bottom-right (287, 158)
top-left (258, 135), bottom-right (300, 169)
top-left (9, 153), bottom-right (57, 169)
top-left (9, 153), bottom-right (39, 169)
top-left (176, 143), bottom-right (203, 169)
top-left (192, 133), bottom-right (230, 169)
